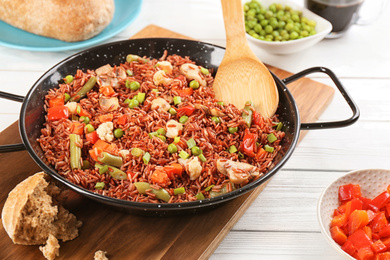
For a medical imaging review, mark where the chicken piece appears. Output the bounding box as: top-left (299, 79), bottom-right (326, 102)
top-left (153, 70), bottom-right (173, 86)
top-left (216, 159), bottom-right (260, 185)
top-left (64, 102), bottom-right (78, 114)
top-left (96, 122), bottom-right (114, 142)
top-left (99, 96), bottom-right (119, 112)
top-left (96, 64), bottom-right (126, 88)
top-left (155, 61), bottom-right (173, 74)
top-left (180, 63), bottom-right (206, 87)
top-left (119, 149), bottom-right (130, 159)
top-left (151, 97), bottom-right (171, 113)
top-left (178, 157), bottom-right (202, 181)
top-left (165, 119), bottom-right (183, 138)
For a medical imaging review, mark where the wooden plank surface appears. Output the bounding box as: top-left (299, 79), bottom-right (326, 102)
top-left (0, 25), bottom-right (334, 260)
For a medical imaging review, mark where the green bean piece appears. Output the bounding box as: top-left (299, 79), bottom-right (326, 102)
top-left (126, 54), bottom-right (141, 63)
top-left (69, 76), bottom-right (97, 102)
top-left (200, 67), bottom-right (209, 75)
top-left (168, 107), bottom-right (177, 115)
top-left (211, 116), bottom-right (221, 124)
top-left (64, 93), bottom-right (71, 102)
top-left (135, 93), bottom-right (146, 104)
top-left (179, 150), bottom-right (189, 160)
top-left (228, 127), bottom-right (238, 134)
top-left (217, 101), bottom-right (224, 106)
top-left (107, 166), bottom-right (127, 180)
top-left (69, 134), bottom-right (81, 169)
top-left (128, 99), bottom-right (139, 109)
top-left (173, 136), bottom-right (180, 143)
top-left (149, 132), bottom-right (157, 139)
top-left (95, 182), bottom-right (105, 190)
top-left (275, 122), bottom-right (283, 131)
top-left (98, 152), bottom-right (123, 167)
top-left (82, 160), bottom-right (90, 170)
top-left (114, 128), bottom-right (124, 138)
top-left (229, 145), bottom-right (238, 154)
top-left (143, 152), bottom-right (151, 164)
top-left (134, 182), bottom-right (171, 202)
top-left (191, 146), bottom-right (202, 156)
top-left (156, 128), bottom-right (166, 136)
top-left (205, 184), bottom-right (215, 192)
top-left (189, 80), bottom-right (200, 89)
top-left (195, 192), bottom-right (205, 200)
top-left (95, 163), bottom-right (109, 174)
top-left (85, 124), bottom-right (95, 133)
top-left (267, 133), bottom-right (277, 143)
top-left (168, 143), bottom-right (178, 153)
top-left (173, 96), bottom-right (181, 105)
top-left (126, 69), bottom-right (133, 76)
top-left (179, 116), bottom-right (188, 124)
top-left (242, 101), bottom-right (253, 127)
top-left (186, 138), bottom-right (196, 149)
top-left (174, 187), bottom-right (185, 195)
top-left (198, 154), bottom-right (207, 162)
top-left (64, 75), bottom-right (74, 84)
top-left (238, 151), bottom-right (245, 159)
top-left (264, 144), bottom-right (274, 153)
top-left (131, 147), bottom-right (144, 157)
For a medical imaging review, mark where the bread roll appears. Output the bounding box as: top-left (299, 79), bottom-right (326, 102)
top-left (0, 0), bottom-right (115, 42)
top-left (1, 172), bottom-right (82, 245)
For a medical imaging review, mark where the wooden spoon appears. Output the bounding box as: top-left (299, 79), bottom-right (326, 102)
top-left (213, 0), bottom-right (279, 118)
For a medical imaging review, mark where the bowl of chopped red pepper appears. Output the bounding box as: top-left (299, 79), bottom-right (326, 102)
top-left (318, 169), bottom-right (390, 259)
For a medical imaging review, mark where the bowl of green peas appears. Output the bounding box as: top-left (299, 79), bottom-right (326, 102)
top-left (244, 0), bottom-right (332, 55)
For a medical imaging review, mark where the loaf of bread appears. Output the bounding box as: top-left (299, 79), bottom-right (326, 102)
top-left (1, 172), bottom-right (82, 246)
top-left (0, 0), bottom-right (115, 42)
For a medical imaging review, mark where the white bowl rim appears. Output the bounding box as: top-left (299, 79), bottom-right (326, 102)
top-left (317, 168), bottom-right (390, 259)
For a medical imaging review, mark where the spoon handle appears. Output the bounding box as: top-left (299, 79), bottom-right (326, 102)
top-left (220, 0), bottom-right (253, 58)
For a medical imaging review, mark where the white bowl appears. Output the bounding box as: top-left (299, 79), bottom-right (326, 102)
top-left (317, 169), bottom-right (390, 259)
top-left (245, 0), bottom-right (332, 55)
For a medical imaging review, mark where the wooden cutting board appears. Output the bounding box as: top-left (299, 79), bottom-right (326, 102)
top-left (0, 25), bottom-right (334, 260)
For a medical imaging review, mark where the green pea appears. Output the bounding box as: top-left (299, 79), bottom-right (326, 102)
top-left (211, 116), bottom-right (221, 124)
top-left (64, 75), bottom-right (74, 84)
top-left (80, 116), bottom-right (90, 124)
top-left (82, 160), bottom-right (90, 170)
top-left (124, 98), bottom-right (131, 104)
top-left (130, 81), bottom-right (140, 91)
top-left (228, 127), bottom-right (238, 134)
top-left (157, 135), bottom-right (166, 142)
top-left (191, 146), bottom-right (202, 156)
top-left (179, 116), bottom-right (188, 124)
top-left (85, 124), bottom-right (95, 133)
top-left (167, 143), bottom-right (178, 153)
top-left (156, 128), bottom-right (166, 136)
top-left (200, 67), bottom-right (209, 75)
top-left (189, 80), bottom-right (200, 89)
top-left (114, 128), bottom-right (124, 138)
top-left (128, 99), bottom-right (139, 109)
top-left (169, 107), bottom-right (177, 115)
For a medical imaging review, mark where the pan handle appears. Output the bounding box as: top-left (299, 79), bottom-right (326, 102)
top-left (0, 91), bottom-right (26, 153)
top-left (282, 67), bottom-right (360, 130)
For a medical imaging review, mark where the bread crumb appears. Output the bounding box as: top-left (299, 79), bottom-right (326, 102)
top-left (39, 234), bottom-right (60, 260)
top-left (94, 250), bottom-right (109, 260)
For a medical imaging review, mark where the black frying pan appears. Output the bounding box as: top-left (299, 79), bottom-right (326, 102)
top-left (0, 38), bottom-right (359, 215)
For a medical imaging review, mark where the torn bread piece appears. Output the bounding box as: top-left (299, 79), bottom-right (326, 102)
top-left (39, 234), bottom-right (60, 260)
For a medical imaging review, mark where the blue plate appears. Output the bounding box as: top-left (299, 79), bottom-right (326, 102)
top-left (0, 0), bottom-right (142, 52)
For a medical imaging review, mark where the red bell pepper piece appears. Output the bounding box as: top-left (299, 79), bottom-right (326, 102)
top-left (368, 191), bottom-right (390, 212)
top-left (382, 237), bottom-right (390, 249)
top-left (85, 131), bottom-right (99, 144)
top-left (345, 198), bottom-right (363, 217)
top-left (47, 106), bottom-right (69, 121)
top-left (338, 184), bottom-right (361, 203)
top-left (48, 95), bottom-right (64, 107)
top-left (330, 226), bottom-right (348, 245)
top-left (69, 121), bottom-right (85, 135)
top-left (371, 212), bottom-right (388, 233)
top-left (151, 169), bottom-right (170, 186)
top-left (376, 252), bottom-right (390, 260)
top-left (175, 88), bottom-right (193, 97)
top-left (98, 114), bottom-right (114, 123)
top-left (342, 240), bottom-right (357, 256)
top-left (252, 111), bottom-right (264, 127)
top-left (371, 239), bottom-right (387, 254)
top-left (177, 105), bottom-right (195, 117)
top-left (116, 115), bottom-right (127, 125)
top-left (364, 226), bottom-right (372, 240)
top-left (349, 210), bottom-right (369, 235)
top-left (360, 196), bottom-right (373, 211)
top-left (163, 163), bottom-right (183, 179)
top-left (378, 225), bottom-right (390, 238)
top-left (331, 213), bottom-right (348, 228)
top-left (356, 246), bottom-right (374, 260)
top-left (99, 85), bottom-right (115, 97)
top-left (348, 229), bottom-right (373, 250)
top-left (240, 129), bottom-right (257, 158)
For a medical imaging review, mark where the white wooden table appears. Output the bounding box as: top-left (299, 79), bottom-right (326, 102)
top-left (1, 0), bottom-right (389, 259)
